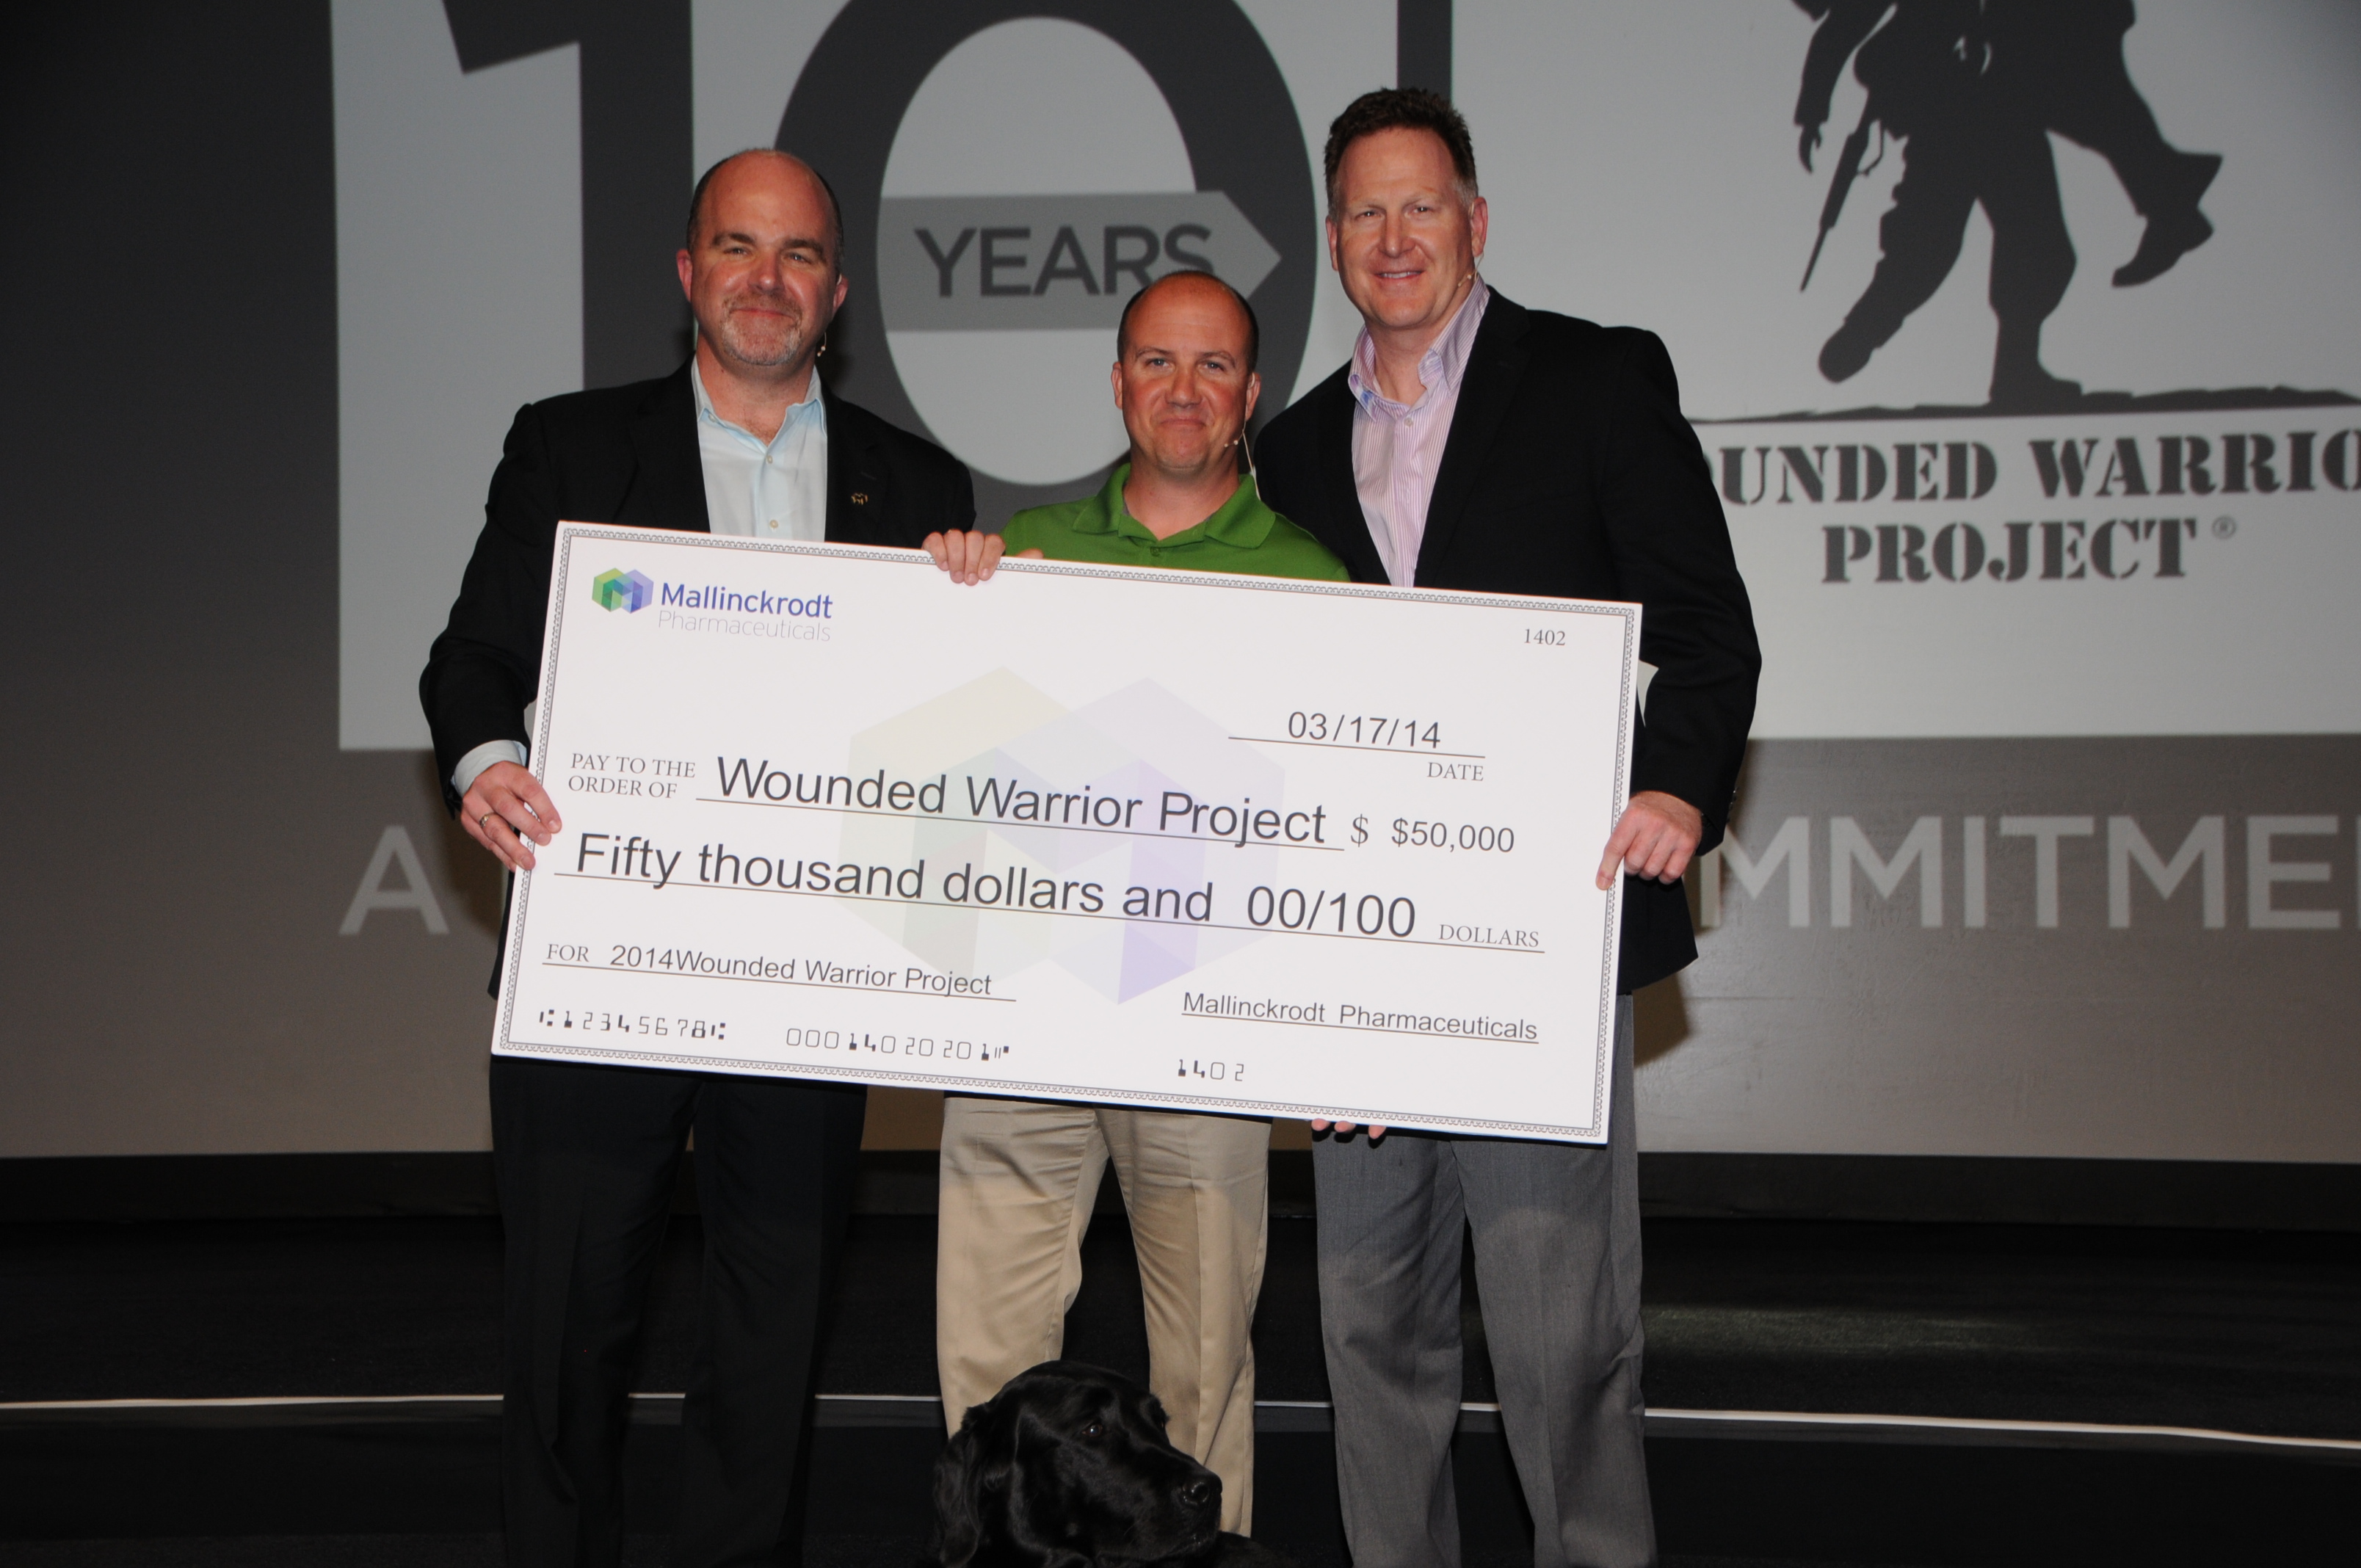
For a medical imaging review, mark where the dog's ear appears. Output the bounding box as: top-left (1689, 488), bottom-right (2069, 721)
top-left (932, 1409), bottom-right (1011, 1568)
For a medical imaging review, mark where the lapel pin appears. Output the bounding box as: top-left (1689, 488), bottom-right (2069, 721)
top-left (849, 491), bottom-right (870, 505)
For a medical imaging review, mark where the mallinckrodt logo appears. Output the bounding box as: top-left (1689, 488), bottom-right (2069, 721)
top-left (592, 568), bottom-right (654, 613)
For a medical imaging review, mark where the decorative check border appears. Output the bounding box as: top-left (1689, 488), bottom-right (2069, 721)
top-left (498, 526), bottom-right (1639, 1144)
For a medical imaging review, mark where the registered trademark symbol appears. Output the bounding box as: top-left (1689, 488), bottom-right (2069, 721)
top-left (2212, 515), bottom-right (2238, 539)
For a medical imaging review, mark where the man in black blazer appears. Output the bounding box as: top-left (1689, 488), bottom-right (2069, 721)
top-left (1255, 92), bottom-right (1759, 1568)
top-left (421, 150), bottom-right (972, 1567)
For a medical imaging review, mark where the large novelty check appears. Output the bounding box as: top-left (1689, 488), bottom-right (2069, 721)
top-left (493, 525), bottom-right (1639, 1142)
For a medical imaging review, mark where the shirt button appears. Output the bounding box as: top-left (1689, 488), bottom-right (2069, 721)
top-left (768, 519), bottom-right (779, 530)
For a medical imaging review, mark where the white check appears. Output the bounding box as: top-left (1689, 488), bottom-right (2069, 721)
top-left (493, 524), bottom-right (1639, 1143)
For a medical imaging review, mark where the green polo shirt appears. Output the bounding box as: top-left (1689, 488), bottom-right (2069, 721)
top-left (1002, 465), bottom-right (1350, 581)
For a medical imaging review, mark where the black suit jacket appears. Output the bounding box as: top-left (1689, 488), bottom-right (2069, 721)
top-left (1255, 294), bottom-right (1760, 992)
top-left (421, 362), bottom-right (975, 811)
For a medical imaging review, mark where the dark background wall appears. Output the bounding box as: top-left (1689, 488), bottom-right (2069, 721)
top-left (2, 4), bottom-right (505, 1155)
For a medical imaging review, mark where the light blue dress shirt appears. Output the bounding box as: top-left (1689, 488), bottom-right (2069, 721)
top-left (689, 357), bottom-right (830, 541)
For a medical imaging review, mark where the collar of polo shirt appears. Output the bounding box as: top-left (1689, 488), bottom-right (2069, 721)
top-left (1074, 463), bottom-right (1275, 550)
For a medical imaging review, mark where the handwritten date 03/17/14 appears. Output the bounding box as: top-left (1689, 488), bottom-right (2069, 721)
top-left (534, 1008), bottom-right (727, 1041)
top-left (1286, 711), bottom-right (1441, 750)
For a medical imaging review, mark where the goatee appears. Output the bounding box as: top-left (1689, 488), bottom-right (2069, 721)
top-left (717, 300), bottom-right (811, 368)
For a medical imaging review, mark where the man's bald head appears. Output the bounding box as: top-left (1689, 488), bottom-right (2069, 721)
top-left (677, 148), bottom-right (850, 394)
top-left (1110, 269), bottom-right (1263, 490)
top-left (685, 149), bottom-right (844, 264)
top-left (1116, 271), bottom-right (1260, 375)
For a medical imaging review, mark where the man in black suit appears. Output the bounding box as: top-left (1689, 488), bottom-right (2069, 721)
top-left (1255, 92), bottom-right (1759, 1568)
top-left (420, 149), bottom-right (973, 1567)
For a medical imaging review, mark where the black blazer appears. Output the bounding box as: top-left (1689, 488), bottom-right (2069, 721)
top-left (1255, 293), bottom-right (1760, 992)
top-left (421, 362), bottom-right (975, 812)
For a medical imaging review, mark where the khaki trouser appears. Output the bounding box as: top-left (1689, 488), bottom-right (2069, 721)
top-left (936, 1095), bottom-right (1270, 1533)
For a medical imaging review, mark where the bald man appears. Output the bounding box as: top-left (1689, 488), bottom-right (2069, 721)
top-left (924, 271), bottom-right (1345, 1533)
top-left (422, 149), bottom-right (973, 1568)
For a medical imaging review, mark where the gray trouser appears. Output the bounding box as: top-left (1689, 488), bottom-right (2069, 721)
top-left (1313, 998), bottom-right (1650, 1568)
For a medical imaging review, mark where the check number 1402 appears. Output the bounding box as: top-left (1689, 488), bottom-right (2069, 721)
top-left (1180, 1059), bottom-right (1246, 1081)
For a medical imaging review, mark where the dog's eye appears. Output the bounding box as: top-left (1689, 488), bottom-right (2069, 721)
top-left (1081, 1420), bottom-right (1104, 1438)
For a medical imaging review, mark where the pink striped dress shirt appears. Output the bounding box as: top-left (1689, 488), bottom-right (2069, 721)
top-left (1346, 283), bottom-right (1490, 587)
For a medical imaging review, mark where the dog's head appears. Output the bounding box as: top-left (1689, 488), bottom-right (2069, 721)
top-left (932, 1360), bottom-right (1222, 1568)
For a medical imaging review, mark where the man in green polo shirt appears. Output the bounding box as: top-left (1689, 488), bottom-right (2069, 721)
top-left (921, 271), bottom-right (1342, 1533)
top-left (927, 270), bottom-right (1346, 585)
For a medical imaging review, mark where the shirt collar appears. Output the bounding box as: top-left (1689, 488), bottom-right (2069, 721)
top-left (690, 355), bottom-right (825, 443)
top-left (1348, 279), bottom-right (1490, 417)
top-left (1077, 463), bottom-right (1275, 549)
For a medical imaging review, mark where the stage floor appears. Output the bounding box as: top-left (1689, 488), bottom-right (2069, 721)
top-left (4, 1208), bottom-right (2357, 1564)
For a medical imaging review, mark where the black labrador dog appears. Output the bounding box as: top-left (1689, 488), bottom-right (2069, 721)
top-left (932, 1361), bottom-right (1292, 1568)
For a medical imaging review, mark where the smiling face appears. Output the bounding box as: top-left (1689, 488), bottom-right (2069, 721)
top-left (676, 152), bottom-right (849, 380)
top-left (1111, 274), bottom-right (1262, 484)
top-left (1327, 125), bottom-right (1489, 342)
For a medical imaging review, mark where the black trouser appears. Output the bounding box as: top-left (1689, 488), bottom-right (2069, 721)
top-left (490, 1055), bottom-right (866, 1568)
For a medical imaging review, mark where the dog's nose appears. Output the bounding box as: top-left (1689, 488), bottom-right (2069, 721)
top-left (1178, 1476), bottom-right (1218, 1509)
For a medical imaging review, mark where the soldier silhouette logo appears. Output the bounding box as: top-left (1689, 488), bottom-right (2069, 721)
top-left (1794, 0), bottom-right (2221, 413)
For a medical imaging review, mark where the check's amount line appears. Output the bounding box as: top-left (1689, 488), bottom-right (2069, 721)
top-left (1230, 735), bottom-right (1486, 761)
top-left (540, 959), bottom-right (1015, 1001)
top-left (693, 796), bottom-right (1343, 853)
top-left (548, 872), bottom-right (1547, 956)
